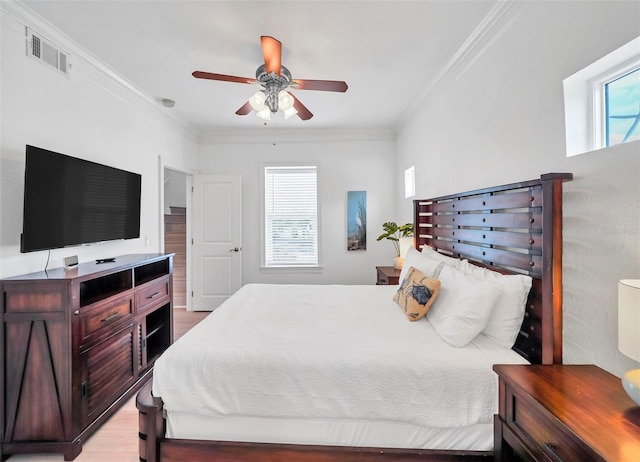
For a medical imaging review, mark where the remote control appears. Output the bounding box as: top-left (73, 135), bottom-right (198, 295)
top-left (96, 258), bottom-right (116, 264)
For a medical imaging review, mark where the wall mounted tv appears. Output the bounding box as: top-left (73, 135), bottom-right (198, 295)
top-left (21, 145), bottom-right (142, 253)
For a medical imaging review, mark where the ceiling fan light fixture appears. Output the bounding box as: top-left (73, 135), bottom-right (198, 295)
top-left (283, 107), bottom-right (298, 120)
top-left (256, 107), bottom-right (271, 120)
top-left (192, 37), bottom-right (347, 123)
top-left (278, 90), bottom-right (294, 111)
top-left (249, 91), bottom-right (266, 111)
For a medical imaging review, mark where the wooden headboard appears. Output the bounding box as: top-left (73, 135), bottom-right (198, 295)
top-left (413, 173), bottom-right (573, 365)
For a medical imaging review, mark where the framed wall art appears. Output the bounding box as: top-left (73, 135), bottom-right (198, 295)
top-left (347, 190), bottom-right (366, 251)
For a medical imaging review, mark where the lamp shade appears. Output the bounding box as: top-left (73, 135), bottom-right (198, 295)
top-left (278, 90), bottom-right (294, 110)
top-left (399, 237), bottom-right (413, 259)
top-left (283, 107), bottom-right (298, 120)
top-left (249, 91), bottom-right (266, 111)
top-left (618, 279), bottom-right (640, 362)
top-left (256, 107), bottom-right (271, 120)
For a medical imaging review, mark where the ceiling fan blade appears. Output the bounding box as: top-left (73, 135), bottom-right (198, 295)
top-left (192, 71), bottom-right (255, 85)
top-left (235, 101), bottom-right (253, 116)
top-left (293, 79), bottom-right (348, 92)
top-left (261, 36), bottom-right (282, 75)
top-left (290, 93), bottom-right (313, 120)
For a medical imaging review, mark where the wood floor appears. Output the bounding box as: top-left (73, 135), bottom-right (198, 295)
top-left (7, 308), bottom-right (211, 462)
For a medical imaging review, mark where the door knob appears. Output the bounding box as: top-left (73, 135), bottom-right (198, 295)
top-left (229, 247), bottom-right (241, 252)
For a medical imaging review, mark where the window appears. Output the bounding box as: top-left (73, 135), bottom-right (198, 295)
top-left (563, 36), bottom-right (640, 157)
top-left (404, 166), bottom-right (415, 198)
top-left (263, 165), bottom-right (318, 267)
top-left (604, 67), bottom-right (640, 146)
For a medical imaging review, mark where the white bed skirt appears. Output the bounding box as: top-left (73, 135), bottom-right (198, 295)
top-left (165, 412), bottom-right (494, 451)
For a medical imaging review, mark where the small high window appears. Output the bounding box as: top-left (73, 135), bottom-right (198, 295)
top-left (604, 67), bottom-right (640, 147)
top-left (563, 37), bottom-right (640, 157)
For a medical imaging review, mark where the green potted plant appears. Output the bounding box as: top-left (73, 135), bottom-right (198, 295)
top-left (377, 222), bottom-right (414, 268)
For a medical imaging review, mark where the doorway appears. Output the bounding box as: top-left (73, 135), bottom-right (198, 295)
top-left (163, 168), bottom-right (189, 308)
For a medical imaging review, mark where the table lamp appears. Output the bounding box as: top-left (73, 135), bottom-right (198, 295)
top-left (395, 237), bottom-right (414, 269)
top-left (618, 279), bottom-right (640, 405)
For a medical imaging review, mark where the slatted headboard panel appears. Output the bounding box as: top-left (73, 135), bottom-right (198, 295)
top-left (413, 173), bottom-right (573, 364)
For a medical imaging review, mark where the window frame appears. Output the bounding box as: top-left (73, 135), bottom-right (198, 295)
top-left (260, 163), bottom-right (322, 270)
top-left (563, 36), bottom-right (640, 157)
top-left (591, 57), bottom-right (640, 150)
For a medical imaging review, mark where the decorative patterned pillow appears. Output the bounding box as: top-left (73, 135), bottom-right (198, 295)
top-left (393, 266), bottom-right (441, 322)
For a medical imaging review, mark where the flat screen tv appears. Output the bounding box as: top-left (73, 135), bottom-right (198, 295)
top-left (21, 145), bottom-right (142, 253)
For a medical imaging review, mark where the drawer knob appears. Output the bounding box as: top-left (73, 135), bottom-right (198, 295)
top-left (147, 292), bottom-right (161, 299)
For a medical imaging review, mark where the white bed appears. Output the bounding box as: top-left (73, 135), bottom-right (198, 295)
top-left (152, 282), bottom-right (528, 451)
top-left (138, 173), bottom-right (571, 462)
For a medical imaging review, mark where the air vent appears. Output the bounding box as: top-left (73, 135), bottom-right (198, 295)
top-left (27, 28), bottom-right (70, 77)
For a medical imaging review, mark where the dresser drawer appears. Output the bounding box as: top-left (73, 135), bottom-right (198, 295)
top-left (508, 386), bottom-right (597, 462)
top-left (80, 295), bottom-right (134, 343)
top-left (136, 277), bottom-right (170, 314)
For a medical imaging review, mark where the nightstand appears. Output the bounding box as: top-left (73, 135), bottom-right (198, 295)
top-left (494, 364), bottom-right (640, 462)
top-left (376, 266), bottom-right (401, 285)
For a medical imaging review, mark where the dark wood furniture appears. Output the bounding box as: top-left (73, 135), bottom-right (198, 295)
top-left (494, 364), bottom-right (640, 462)
top-left (414, 172), bottom-right (572, 365)
top-left (1, 253), bottom-right (174, 461)
top-left (137, 173), bottom-right (572, 462)
top-left (376, 265), bottom-right (400, 285)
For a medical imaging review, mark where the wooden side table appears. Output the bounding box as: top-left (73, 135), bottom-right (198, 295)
top-left (494, 364), bottom-right (640, 462)
top-left (376, 266), bottom-right (400, 285)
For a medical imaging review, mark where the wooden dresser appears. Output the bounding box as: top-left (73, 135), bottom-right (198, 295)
top-left (0, 254), bottom-right (174, 460)
top-left (494, 364), bottom-right (640, 462)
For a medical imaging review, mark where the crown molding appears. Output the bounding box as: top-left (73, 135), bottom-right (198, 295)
top-left (396, 0), bottom-right (520, 130)
top-left (1, 1), bottom-right (198, 141)
top-left (199, 127), bottom-right (396, 145)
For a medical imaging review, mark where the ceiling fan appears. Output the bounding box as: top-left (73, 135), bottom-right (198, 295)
top-left (192, 36), bottom-right (348, 121)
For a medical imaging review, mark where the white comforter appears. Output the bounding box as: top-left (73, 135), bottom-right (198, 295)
top-left (153, 284), bottom-right (527, 429)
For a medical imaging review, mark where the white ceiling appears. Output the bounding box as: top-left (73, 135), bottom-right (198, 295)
top-left (22, 0), bottom-right (500, 133)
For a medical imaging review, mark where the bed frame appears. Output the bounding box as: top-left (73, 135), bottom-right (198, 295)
top-left (137, 172), bottom-right (573, 462)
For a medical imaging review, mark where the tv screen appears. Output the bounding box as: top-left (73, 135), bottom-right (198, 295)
top-left (21, 145), bottom-right (142, 253)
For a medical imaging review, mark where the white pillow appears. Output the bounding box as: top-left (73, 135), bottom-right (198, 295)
top-left (420, 245), bottom-right (466, 269)
top-left (399, 245), bottom-right (464, 283)
top-left (426, 265), bottom-right (502, 347)
top-left (459, 261), bottom-right (532, 348)
top-left (398, 245), bottom-right (444, 282)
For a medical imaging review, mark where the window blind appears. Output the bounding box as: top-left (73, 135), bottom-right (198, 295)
top-left (264, 165), bottom-right (318, 267)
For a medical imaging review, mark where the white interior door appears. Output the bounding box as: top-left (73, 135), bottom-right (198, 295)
top-left (191, 175), bottom-right (242, 310)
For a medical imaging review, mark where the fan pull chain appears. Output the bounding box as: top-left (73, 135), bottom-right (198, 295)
top-left (272, 113), bottom-right (277, 146)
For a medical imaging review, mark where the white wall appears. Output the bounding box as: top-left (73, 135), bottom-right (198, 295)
top-left (396, 0), bottom-right (640, 377)
top-left (0, 7), bottom-right (199, 278)
top-left (199, 129), bottom-right (398, 285)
